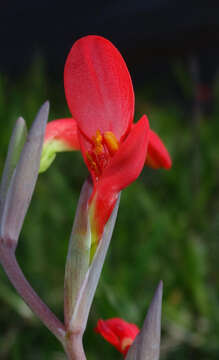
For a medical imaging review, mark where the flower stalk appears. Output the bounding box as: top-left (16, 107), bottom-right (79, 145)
top-left (64, 331), bottom-right (86, 360)
top-left (0, 246), bottom-right (66, 344)
top-left (0, 103), bottom-right (66, 344)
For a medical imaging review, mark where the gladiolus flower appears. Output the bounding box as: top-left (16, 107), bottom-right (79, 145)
top-left (95, 318), bottom-right (139, 357)
top-left (40, 35), bottom-right (172, 256)
top-left (63, 35), bottom-right (150, 251)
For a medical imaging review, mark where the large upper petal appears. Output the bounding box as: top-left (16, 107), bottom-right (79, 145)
top-left (64, 35), bottom-right (134, 141)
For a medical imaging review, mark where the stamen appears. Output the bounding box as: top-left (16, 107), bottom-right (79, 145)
top-left (86, 130), bottom-right (119, 177)
top-left (86, 152), bottom-right (101, 175)
top-left (103, 131), bottom-right (119, 155)
top-left (92, 130), bottom-right (104, 154)
top-left (92, 129), bottom-right (102, 144)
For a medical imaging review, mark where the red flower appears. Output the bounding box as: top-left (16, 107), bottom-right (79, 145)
top-left (95, 318), bottom-right (139, 357)
top-left (64, 35), bottom-right (151, 244)
top-left (40, 35), bottom-right (172, 253)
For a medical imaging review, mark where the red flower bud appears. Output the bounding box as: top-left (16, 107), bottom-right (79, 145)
top-left (95, 318), bottom-right (139, 357)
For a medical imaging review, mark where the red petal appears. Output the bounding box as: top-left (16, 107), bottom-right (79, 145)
top-left (103, 318), bottom-right (139, 340)
top-left (146, 129), bottom-right (172, 169)
top-left (89, 188), bottom-right (118, 241)
top-left (124, 323), bottom-right (140, 339)
top-left (95, 319), bottom-right (120, 349)
top-left (90, 115), bottom-right (150, 238)
top-left (45, 118), bottom-right (80, 150)
top-left (101, 114), bottom-right (150, 192)
top-left (64, 35), bottom-right (134, 141)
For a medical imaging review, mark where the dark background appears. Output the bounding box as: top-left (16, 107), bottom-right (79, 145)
top-left (1, 1), bottom-right (219, 81)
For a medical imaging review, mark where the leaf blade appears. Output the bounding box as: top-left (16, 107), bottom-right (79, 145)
top-left (0, 117), bottom-right (27, 218)
top-left (126, 281), bottom-right (163, 360)
top-left (0, 102), bottom-right (49, 248)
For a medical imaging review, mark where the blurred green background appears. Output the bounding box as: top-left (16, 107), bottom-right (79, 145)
top-left (1, 59), bottom-right (219, 360)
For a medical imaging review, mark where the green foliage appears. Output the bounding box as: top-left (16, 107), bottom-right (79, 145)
top-left (0, 61), bottom-right (219, 359)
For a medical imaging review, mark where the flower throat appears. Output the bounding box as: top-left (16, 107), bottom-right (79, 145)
top-left (86, 130), bottom-right (119, 177)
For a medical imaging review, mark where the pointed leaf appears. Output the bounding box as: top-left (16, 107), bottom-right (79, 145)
top-left (0, 117), bottom-right (27, 218)
top-left (64, 35), bottom-right (134, 140)
top-left (126, 281), bottom-right (163, 360)
top-left (68, 194), bottom-right (120, 332)
top-left (0, 102), bottom-right (49, 248)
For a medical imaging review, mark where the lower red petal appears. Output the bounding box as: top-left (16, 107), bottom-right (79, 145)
top-left (45, 118), bottom-right (80, 150)
top-left (146, 129), bottom-right (172, 169)
top-left (89, 186), bottom-right (118, 242)
top-left (101, 114), bottom-right (150, 193)
top-left (88, 115), bottom-right (149, 242)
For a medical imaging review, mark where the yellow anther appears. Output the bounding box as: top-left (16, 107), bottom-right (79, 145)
top-left (95, 143), bottom-right (104, 155)
top-left (103, 131), bottom-right (119, 155)
top-left (92, 130), bottom-right (103, 145)
top-left (95, 129), bottom-right (103, 144)
top-left (86, 152), bottom-right (100, 175)
top-left (92, 130), bottom-right (104, 154)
